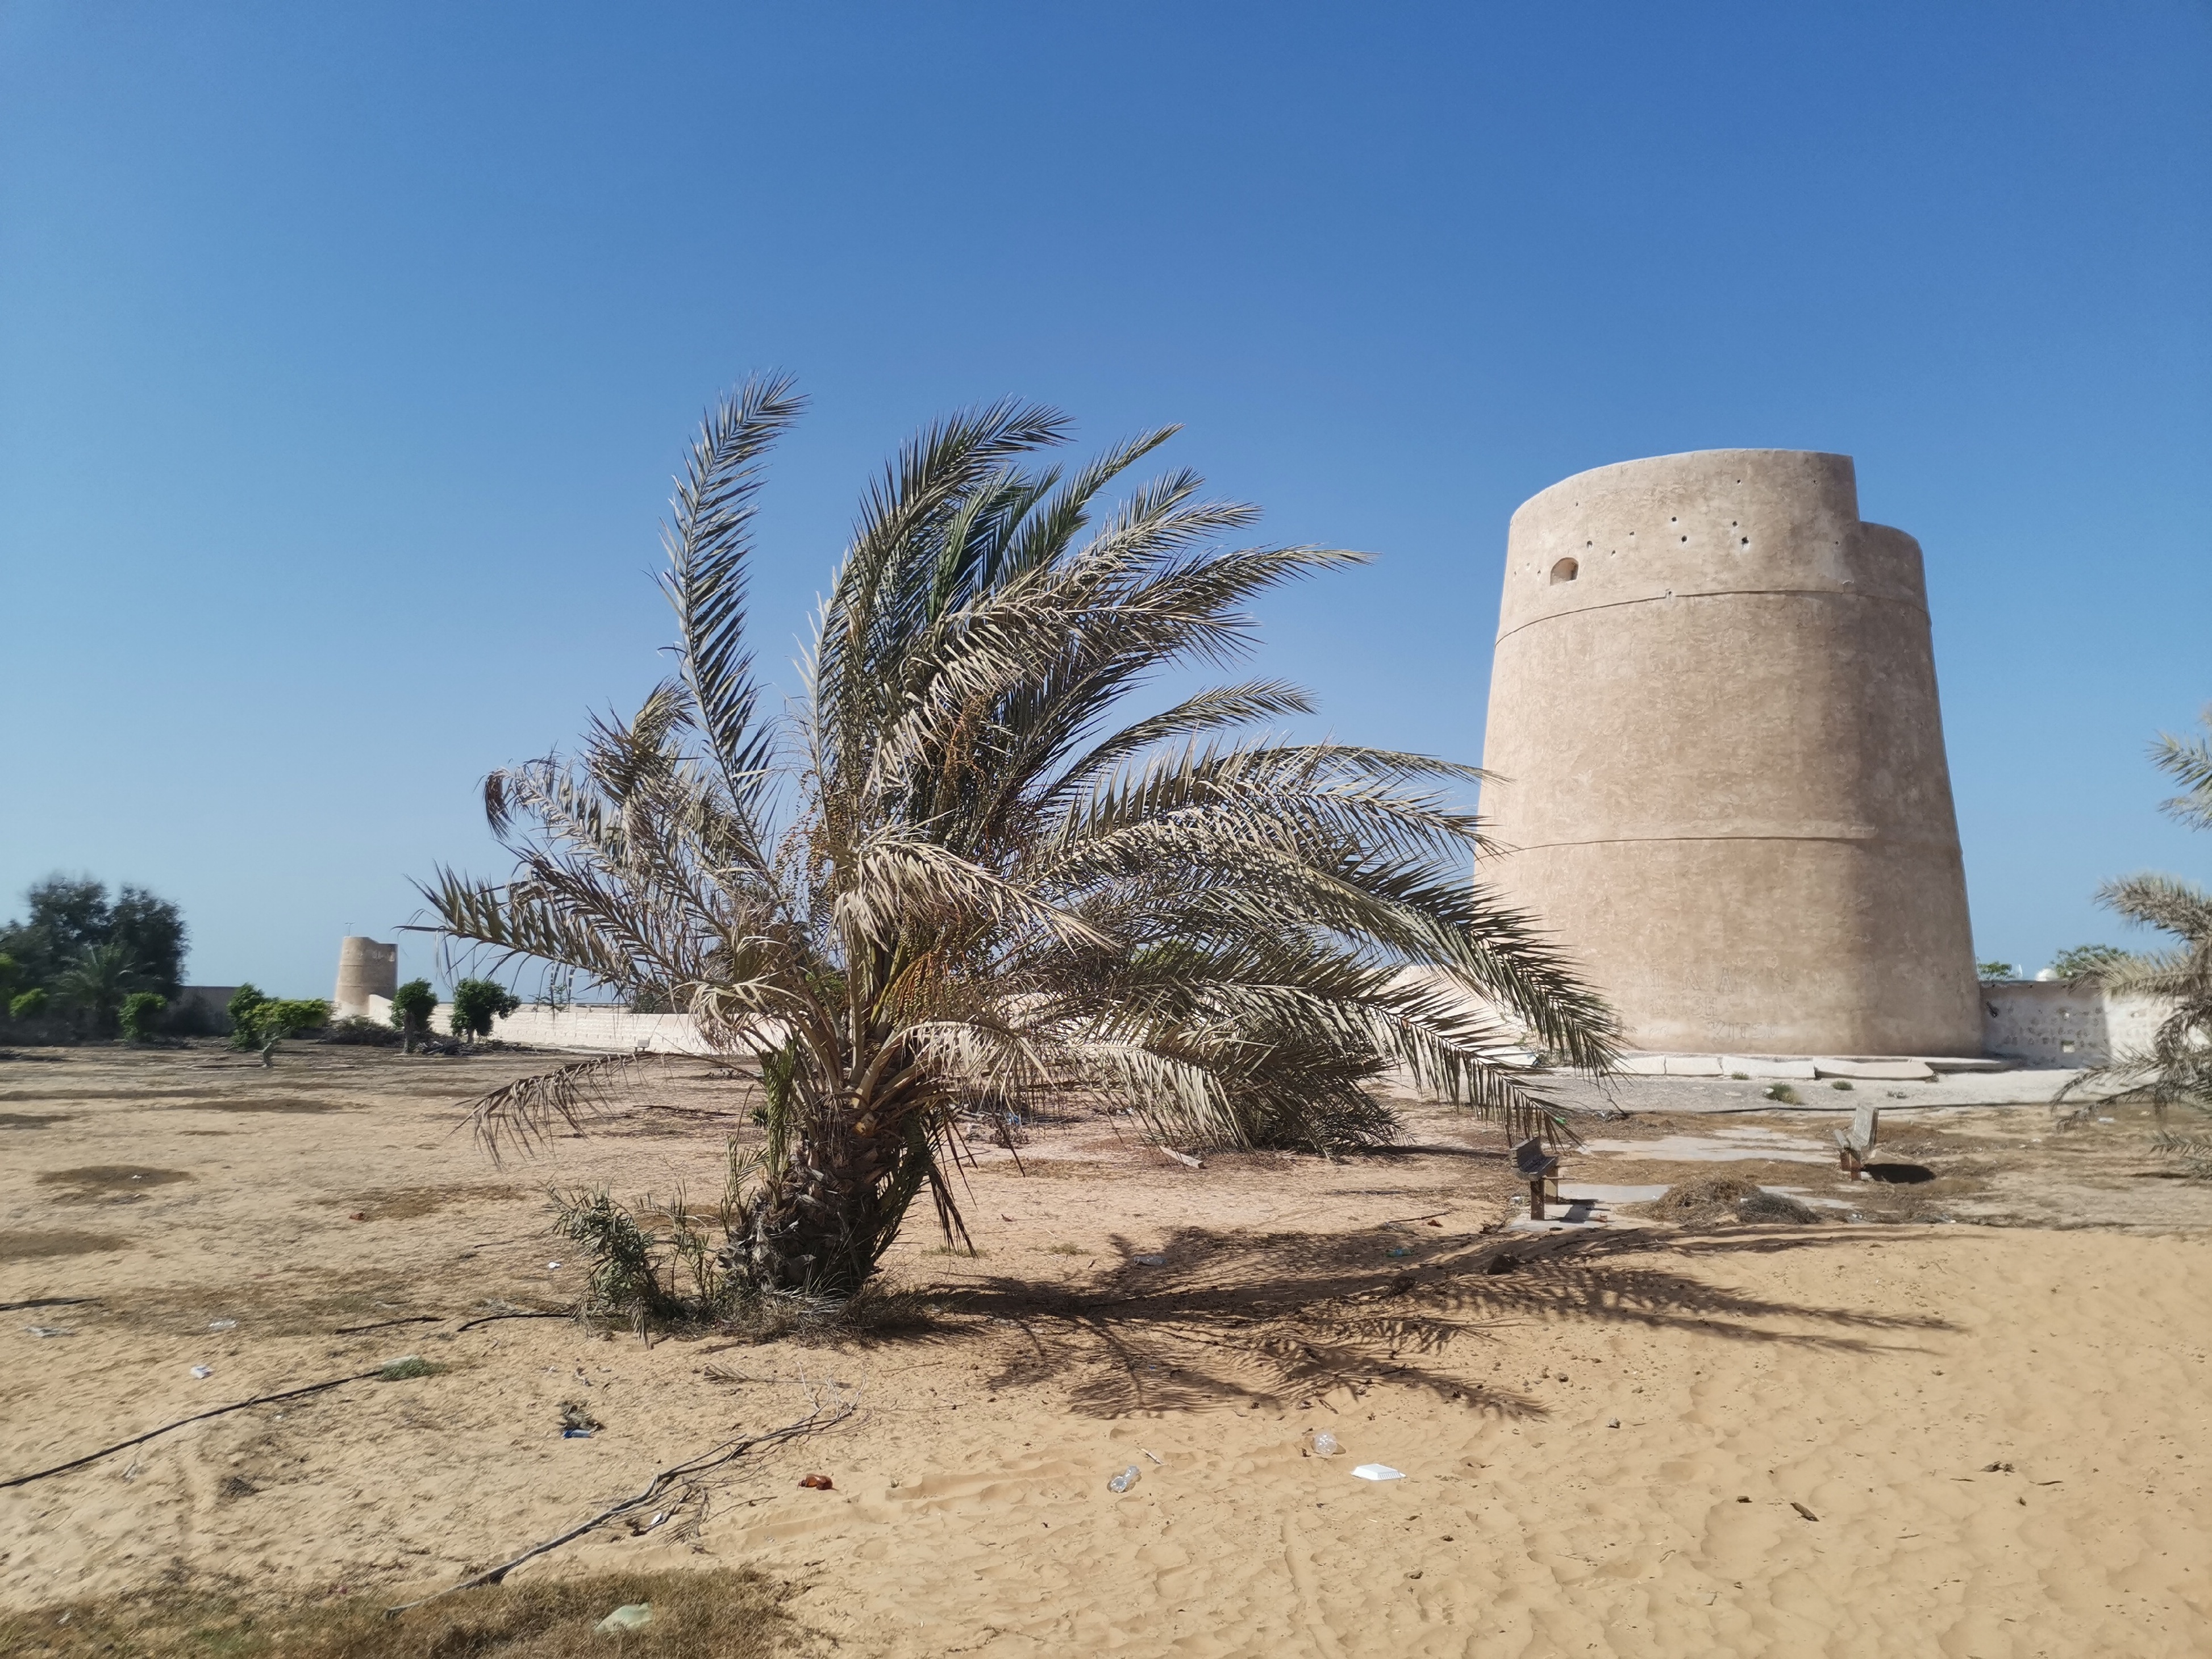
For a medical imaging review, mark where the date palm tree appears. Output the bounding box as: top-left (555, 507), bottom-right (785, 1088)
top-left (53, 942), bottom-right (146, 1039)
top-left (2065, 708), bottom-right (2212, 1173)
top-left (423, 378), bottom-right (1617, 1297)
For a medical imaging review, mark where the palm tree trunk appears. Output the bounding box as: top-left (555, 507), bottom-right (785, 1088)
top-left (726, 1128), bottom-right (909, 1296)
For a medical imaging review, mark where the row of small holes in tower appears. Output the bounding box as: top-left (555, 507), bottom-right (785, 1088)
top-left (1547, 512), bottom-right (1753, 583)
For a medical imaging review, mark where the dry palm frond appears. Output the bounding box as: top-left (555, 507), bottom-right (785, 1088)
top-left (422, 378), bottom-right (1621, 1293)
top-left (2059, 709), bottom-right (2212, 1174)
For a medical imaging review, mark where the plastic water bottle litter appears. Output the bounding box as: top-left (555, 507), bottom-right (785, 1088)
top-left (1351, 1463), bottom-right (1405, 1481)
top-left (1107, 1465), bottom-right (1141, 1493)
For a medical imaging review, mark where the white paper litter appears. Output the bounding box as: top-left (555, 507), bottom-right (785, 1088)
top-left (1351, 1463), bottom-right (1405, 1481)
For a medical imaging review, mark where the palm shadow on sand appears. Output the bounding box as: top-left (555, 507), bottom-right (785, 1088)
top-left (878, 1223), bottom-right (1960, 1421)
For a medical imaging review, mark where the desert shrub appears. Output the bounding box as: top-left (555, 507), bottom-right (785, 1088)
top-left (451, 977), bottom-right (522, 1043)
top-left (553, 1188), bottom-right (669, 1325)
top-left (10, 987), bottom-right (49, 1022)
top-left (325, 1015), bottom-right (402, 1047)
top-left (118, 991), bottom-right (166, 1043)
top-left (1764, 1083), bottom-right (1799, 1103)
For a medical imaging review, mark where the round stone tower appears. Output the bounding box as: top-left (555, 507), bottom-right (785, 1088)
top-left (1478, 449), bottom-right (1980, 1056)
top-left (332, 936), bottom-right (399, 1020)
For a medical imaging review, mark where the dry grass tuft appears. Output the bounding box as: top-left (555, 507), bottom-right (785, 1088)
top-left (0, 1568), bottom-right (811, 1658)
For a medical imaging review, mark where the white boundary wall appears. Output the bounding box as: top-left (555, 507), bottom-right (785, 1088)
top-left (365, 997), bottom-right (722, 1054)
top-left (359, 985), bottom-right (2176, 1070)
top-left (1978, 981), bottom-right (2169, 1068)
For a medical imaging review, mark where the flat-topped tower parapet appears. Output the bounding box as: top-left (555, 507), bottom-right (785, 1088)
top-left (1478, 448), bottom-right (1981, 1056)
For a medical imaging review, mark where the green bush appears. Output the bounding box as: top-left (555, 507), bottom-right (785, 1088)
top-left (10, 987), bottom-right (48, 1022)
top-left (451, 977), bottom-right (522, 1043)
top-left (226, 983), bottom-right (268, 1038)
top-left (390, 978), bottom-right (439, 1052)
top-left (119, 991), bottom-right (168, 1042)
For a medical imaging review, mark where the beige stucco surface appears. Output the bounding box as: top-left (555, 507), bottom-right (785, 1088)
top-left (331, 935), bottom-right (398, 1020)
top-left (1479, 449), bottom-right (1981, 1055)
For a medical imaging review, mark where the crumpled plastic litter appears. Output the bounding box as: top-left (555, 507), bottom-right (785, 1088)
top-left (190, 1365), bottom-right (214, 1379)
top-left (593, 1603), bottom-right (653, 1633)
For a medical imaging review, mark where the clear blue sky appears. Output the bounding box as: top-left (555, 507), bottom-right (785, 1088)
top-left (2, 2), bottom-right (2206, 997)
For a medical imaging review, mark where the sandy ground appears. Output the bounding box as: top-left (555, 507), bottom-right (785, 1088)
top-left (2, 1041), bottom-right (2209, 1657)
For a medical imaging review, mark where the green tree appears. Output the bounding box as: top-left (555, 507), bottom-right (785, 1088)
top-left (451, 978), bottom-right (522, 1044)
top-left (0, 953), bottom-right (20, 1015)
top-left (423, 381), bottom-right (1617, 1299)
top-left (53, 943), bottom-right (148, 1037)
top-left (2049, 943), bottom-right (2128, 981)
top-left (109, 886), bottom-right (188, 998)
top-left (2062, 707), bottom-right (2212, 1174)
top-left (10, 987), bottom-right (49, 1022)
top-left (0, 877), bottom-right (187, 998)
top-left (119, 991), bottom-right (168, 1043)
top-left (390, 979), bottom-right (440, 1053)
top-left (226, 987), bottom-right (331, 1065)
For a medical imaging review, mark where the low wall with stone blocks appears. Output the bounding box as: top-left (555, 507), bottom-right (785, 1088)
top-left (1978, 981), bottom-right (2169, 1068)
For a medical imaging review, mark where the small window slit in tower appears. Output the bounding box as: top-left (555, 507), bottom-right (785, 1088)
top-left (1549, 557), bottom-right (1579, 585)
